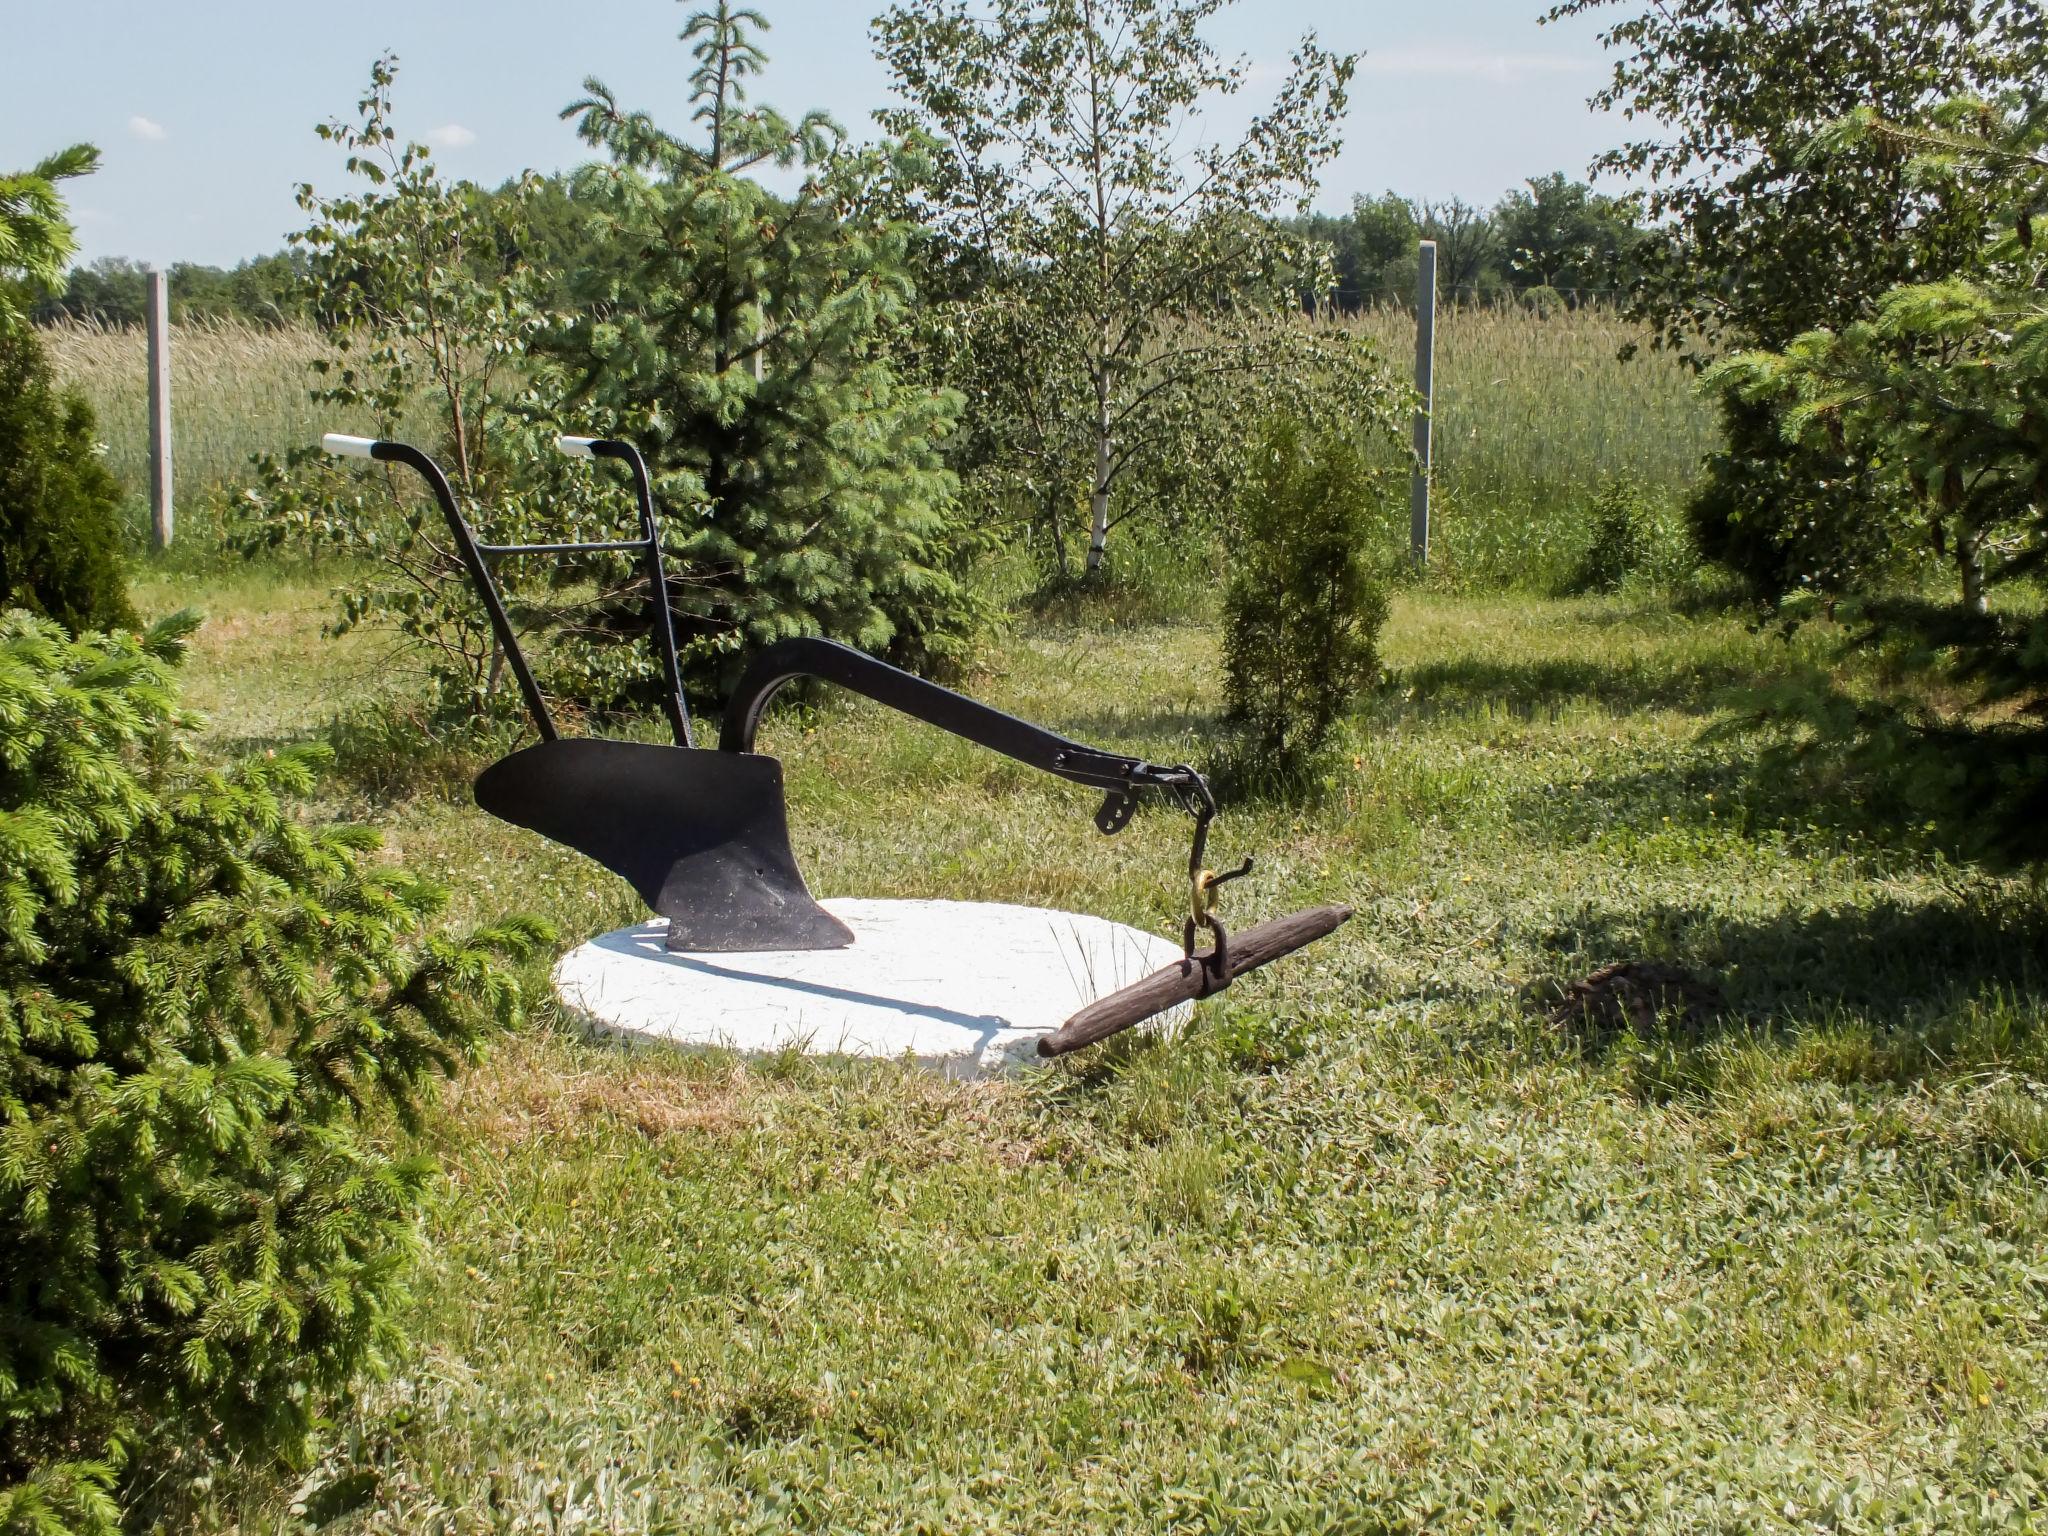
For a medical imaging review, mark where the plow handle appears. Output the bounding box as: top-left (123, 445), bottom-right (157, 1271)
top-left (320, 434), bottom-right (694, 750)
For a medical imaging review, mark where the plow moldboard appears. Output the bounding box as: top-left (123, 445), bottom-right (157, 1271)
top-left (551, 899), bottom-right (1191, 1075)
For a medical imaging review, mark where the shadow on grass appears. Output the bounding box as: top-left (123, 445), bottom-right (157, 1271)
top-left (1537, 889), bottom-right (2047, 1074)
top-left (1505, 742), bottom-right (1866, 845)
top-left (1386, 653), bottom-right (1793, 722)
top-left (1043, 703), bottom-right (1229, 747)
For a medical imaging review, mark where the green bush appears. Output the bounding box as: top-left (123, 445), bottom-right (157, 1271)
top-left (1685, 395), bottom-right (1920, 602)
top-left (1571, 480), bottom-right (1653, 593)
top-left (1568, 477), bottom-right (1687, 596)
top-left (0, 325), bottom-right (134, 635)
top-left (1746, 595), bottom-right (2048, 873)
top-left (1221, 418), bottom-right (1389, 785)
top-left (0, 611), bottom-right (547, 1533)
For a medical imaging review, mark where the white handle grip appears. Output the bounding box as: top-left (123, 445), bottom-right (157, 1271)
top-left (322, 433), bottom-right (379, 459)
top-left (556, 435), bottom-right (598, 459)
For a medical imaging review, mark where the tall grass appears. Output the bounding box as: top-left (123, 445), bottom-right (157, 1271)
top-left (45, 306), bottom-right (1718, 591)
top-left (1345, 302), bottom-right (1716, 590)
top-left (41, 319), bottom-right (333, 553)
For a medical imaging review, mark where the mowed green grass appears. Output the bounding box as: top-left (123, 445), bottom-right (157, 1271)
top-left (131, 569), bottom-right (2046, 1535)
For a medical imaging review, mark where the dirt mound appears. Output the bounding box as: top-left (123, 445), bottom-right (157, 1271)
top-left (1543, 960), bottom-right (1727, 1039)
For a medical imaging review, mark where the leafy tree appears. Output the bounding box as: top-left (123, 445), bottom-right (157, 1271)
top-left (1547, 0), bottom-right (2026, 356)
top-left (1546, 0), bottom-right (2039, 597)
top-left (33, 253), bottom-right (311, 329)
top-left (0, 612), bottom-right (545, 1532)
top-left (238, 56), bottom-right (652, 718)
top-left (295, 58), bottom-right (557, 502)
top-left (0, 144), bottom-right (98, 329)
top-left (1349, 191), bottom-right (1422, 307)
top-left (1707, 97), bottom-right (2048, 866)
top-left (166, 252), bottom-right (310, 327)
top-left (1492, 173), bottom-right (1637, 297)
top-left (549, 3), bottom-right (978, 675)
top-left (1278, 211), bottom-right (1366, 311)
top-left (1416, 197), bottom-right (1497, 300)
top-left (1222, 415), bottom-right (1388, 783)
top-left (33, 255), bottom-right (147, 327)
top-left (875, 0), bottom-right (1394, 578)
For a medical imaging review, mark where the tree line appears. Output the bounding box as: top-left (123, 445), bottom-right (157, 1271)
top-left (1286, 174), bottom-right (1644, 310)
top-left (38, 169), bottom-right (1641, 332)
top-left (30, 250), bottom-right (308, 327)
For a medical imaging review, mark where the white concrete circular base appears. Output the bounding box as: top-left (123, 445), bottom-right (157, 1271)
top-left (552, 898), bottom-right (1191, 1075)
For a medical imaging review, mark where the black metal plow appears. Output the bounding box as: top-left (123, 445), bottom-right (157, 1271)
top-left (320, 432), bottom-right (1350, 1051)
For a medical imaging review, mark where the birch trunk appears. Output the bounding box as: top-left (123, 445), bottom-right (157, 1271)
top-left (1087, 364), bottom-right (1111, 573)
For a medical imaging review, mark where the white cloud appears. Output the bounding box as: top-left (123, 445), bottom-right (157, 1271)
top-left (425, 123), bottom-right (477, 150)
top-left (127, 114), bottom-right (167, 142)
top-left (1359, 45), bottom-right (1597, 84)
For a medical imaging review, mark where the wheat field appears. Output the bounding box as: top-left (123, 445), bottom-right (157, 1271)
top-left (46, 306), bottom-right (1716, 586)
top-left (41, 319), bottom-right (334, 545)
top-left (1345, 303), bottom-right (1716, 587)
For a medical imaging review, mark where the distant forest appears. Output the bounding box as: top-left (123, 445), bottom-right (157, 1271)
top-left (37, 170), bottom-right (1643, 328)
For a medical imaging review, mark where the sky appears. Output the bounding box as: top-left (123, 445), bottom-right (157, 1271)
top-left (3, 0), bottom-right (1638, 270)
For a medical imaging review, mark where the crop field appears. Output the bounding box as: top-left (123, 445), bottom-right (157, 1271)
top-left (41, 319), bottom-right (335, 550)
top-left (1345, 305), bottom-right (1715, 589)
top-left (48, 306), bottom-right (1716, 591)
top-left (124, 562), bottom-right (2047, 1534)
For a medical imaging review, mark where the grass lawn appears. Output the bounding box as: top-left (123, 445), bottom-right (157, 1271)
top-left (133, 568), bottom-right (2047, 1534)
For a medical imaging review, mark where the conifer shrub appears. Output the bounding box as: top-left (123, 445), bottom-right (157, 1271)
top-left (1685, 396), bottom-right (1921, 602)
top-left (553, 13), bottom-right (981, 691)
top-left (1220, 418), bottom-right (1389, 791)
top-left (0, 611), bottom-right (547, 1533)
top-left (0, 324), bottom-right (134, 635)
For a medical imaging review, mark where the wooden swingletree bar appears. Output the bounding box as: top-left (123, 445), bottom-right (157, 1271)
top-left (1038, 904), bottom-right (1353, 1057)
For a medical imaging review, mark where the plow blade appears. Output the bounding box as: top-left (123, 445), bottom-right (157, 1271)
top-left (474, 738), bottom-right (853, 953)
top-left (1038, 904), bottom-right (1353, 1058)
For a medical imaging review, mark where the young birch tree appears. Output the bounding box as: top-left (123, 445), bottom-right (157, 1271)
top-left (874, 0), bottom-right (1395, 579)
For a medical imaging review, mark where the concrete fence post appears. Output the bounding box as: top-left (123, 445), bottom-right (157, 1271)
top-left (1410, 239), bottom-right (1437, 570)
top-left (146, 268), bottom-right (173, 550)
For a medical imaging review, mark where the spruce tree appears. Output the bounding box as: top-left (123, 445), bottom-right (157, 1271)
top-left (0, 613), bottom-right (546, 1531)
top-left (0, 326), bottom-right (135, 635)
top-left (1, 146), bottom-right (134, 635)
top-left (552, 3), bottom-right (974, 681)
top-left (1, 146), bottom-right (99, 330)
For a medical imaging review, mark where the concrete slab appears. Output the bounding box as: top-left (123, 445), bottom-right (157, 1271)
top-left (552, 898), bottom-right (1191, 1075)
